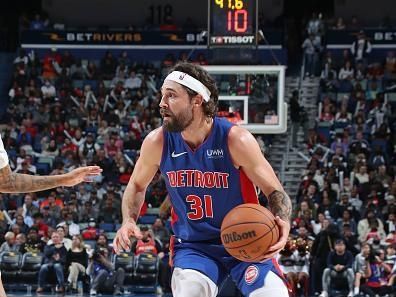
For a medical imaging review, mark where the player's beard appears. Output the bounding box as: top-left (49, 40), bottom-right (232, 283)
top-left (161, 105), bottom-right (194, 132)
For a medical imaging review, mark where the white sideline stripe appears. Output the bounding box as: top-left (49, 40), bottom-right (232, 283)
top-left (21, 44), bottom-right (282, 50)
top-left (327, 44), bottom-right (396, 49)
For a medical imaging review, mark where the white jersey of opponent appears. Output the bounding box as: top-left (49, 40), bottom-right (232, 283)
top-left (0, 134), bottom-right (9, 169)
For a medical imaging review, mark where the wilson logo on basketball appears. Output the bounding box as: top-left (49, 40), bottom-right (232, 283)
top-left (245, 265), bottom-right (259, 285)
top-left (222, 230), bottom-right (257, 244)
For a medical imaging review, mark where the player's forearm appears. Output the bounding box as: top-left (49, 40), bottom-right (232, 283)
top-left (268, 190), bottom-right (292, 222)
top-left (0, 166), bottom-right (65, 193)
top-left (122, 181), bottom-right (146, 223)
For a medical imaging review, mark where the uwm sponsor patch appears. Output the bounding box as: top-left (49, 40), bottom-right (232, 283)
top-left (222, 230), bottom-right (257, 244)
top-left (245, 265), bottom-right (259, 285)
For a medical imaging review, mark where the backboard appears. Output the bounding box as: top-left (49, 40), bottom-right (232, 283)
top-left (203, 65), bottom-right (287, 134)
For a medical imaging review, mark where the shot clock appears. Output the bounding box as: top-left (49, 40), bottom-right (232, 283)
top-left (208, 0), bottom-right (257, 47)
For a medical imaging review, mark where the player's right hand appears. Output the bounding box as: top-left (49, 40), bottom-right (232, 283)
top-left (113, 218), bottom-right (142, 254)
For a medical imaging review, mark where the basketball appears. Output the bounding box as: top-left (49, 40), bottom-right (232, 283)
top-left (221, 203), bottom-right (279, 262)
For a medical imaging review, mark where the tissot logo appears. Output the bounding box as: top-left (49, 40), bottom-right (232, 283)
top-left (211, 35), bottom-right (255, 44)
top-left (206, 149), bottom-right (224, 158)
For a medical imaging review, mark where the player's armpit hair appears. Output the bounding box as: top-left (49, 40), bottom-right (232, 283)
top-left (268, 190), bottom-right (292, 222)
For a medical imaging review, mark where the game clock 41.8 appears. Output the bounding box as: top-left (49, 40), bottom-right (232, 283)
top-left (208, 0), bottom-right (257, 47)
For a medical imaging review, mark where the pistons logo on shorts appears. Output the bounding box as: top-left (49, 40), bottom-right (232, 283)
top-left (244, 265), bottom-right (259, 285)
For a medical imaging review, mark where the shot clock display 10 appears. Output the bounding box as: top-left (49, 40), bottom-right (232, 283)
top-left (208, 0), bottom-right (257, 47)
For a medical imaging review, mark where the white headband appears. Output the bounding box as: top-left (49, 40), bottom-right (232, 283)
top-left (165, 71), bottom-right (211, 102)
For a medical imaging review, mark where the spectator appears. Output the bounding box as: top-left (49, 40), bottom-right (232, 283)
top-left (20, 227), bottom-right (44, 253)
top-left (159, 15), bottom-right (178, 31)
top-left (36, 231), bottom-right (67, 293)
top-left (30, 14), bottom-right (45, 30)
top-left (48, 225), bottom-right (72, 250)
top-left (338, 61), bottom-right (354, 81)
top-left (32, 212), bottom-right (49, 238)
top-left (41, 80), bottom-right (57, 99)
top-left (302, 34), bottom-right (321, 77)
top-left (22, 193), bottom-right (39, 218)
top-left (41, 206), bottom-right (57, 228)
top-left (13, 214), bottom-right (29, 234)
top-left (58, 211), bottom-right (80, 236)
top-left (311, 223), bottom-right (340, 294)
top-left (96, 234), bottom-right (110, 252)
top-left (289, 90), bottom-right (308, 148)
top-left (79, 133), bottom-right (100, 162)
top-left (100, 51), bottom-right (116, 80)
top-left (81, 218), bottom-right (99, 240)
top-left (0, 231), bottom-right (17, 252)
top-left (293, 238), bottom-right (311, 297)
top-left (384, 51), bottom-right (396, 81)
top-left (131, 225), bottom-right (164, 257)
top-left (66, 235), bottom-right (88, 293)
top-left (124, 70), bottom-right (142, 90)
top-left (333, 17), bottom-right (346, 30)
top-left (351, 31), bottom-right (372, 64)
top-left (15, 233), bottom-right (26, 250)
top-left (87, 247), bottom-right (124, 296)
top-left (337, 209), bottom-right (357, 234)
top-left (349, 16), bottom-right (361, 30)
top-left (152, 218), bottom-right (170, 248)
top-left (353, 242), bottom-right (371, 296)
top-left (319, 239), bottom-right (354, 297)
top-left (360, 249), bottom-right (393, 296)
top-left (357, 209), bottom-right (386, 243)
top-left (306, 12), bottom-right (323, 38)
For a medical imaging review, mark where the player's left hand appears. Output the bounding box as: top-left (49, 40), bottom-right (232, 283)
top-left (62, 166), bottom-right (102, 186)
top-left (262, 216), bottom-right (291, 260)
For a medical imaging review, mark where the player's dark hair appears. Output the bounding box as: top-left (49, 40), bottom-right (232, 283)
top-left (170, 62), bottom-right (218, 118)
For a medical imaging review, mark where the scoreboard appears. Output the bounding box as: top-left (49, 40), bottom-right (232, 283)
top-left (208, 0), bottom-right (258, 47)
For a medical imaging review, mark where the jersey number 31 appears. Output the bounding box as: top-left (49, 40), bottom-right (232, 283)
top-left (186, 195), bottom-right (213, 220)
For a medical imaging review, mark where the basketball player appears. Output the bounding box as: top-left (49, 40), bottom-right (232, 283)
top-left (0, 134), bottom-right (102, 296)
top-left (113, 62), bottom-right (292, 296)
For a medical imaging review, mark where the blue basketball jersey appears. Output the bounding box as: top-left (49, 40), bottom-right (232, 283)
top-left (160, 117), bottom-right (258, 241)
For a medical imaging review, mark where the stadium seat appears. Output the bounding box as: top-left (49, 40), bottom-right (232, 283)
top-left (105, 232), bottom-right (117, 240)
top-left (72, 80), bottom-right (84, 89)
top-left (84, 240), bottom-right (96, 250)
top-left (103, 80), bottom-right (112, 89)
top-left (133, 253), bottom-right (159, 287)
top-left (7, 149), bottom-right (17, 160)
top-left (386, 92), bottom-right (396, 102)
top-left (84, 80), bottom-right (98, 91)
top-left (79, 223), bottom-right (88, 230)
top-left (0, 251), bottom-right (22, 283)
top-left (37, 157), bottom-right (54, 168)
top-left (19, 252), bottom-right (43, 285)
top-left (336, 92), bottom-right (349, 102)
top-left (36, 163), bottom-right (50, 175)
top-left (113, 252), bottom-right (134, 284)
top-left (138, 215), bottom-right (158, 225)
top-left (99, 223), bottom-right (114, 232)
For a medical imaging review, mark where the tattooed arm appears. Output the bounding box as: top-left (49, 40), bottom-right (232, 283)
top-left (229, 126), bottom-right (292, 257)
top-left (0, 165), bottom-right (102, 193)
top-left (268, 190), bottom-right (292, 222)
top-left (114, 128), bottom-right (162, 254)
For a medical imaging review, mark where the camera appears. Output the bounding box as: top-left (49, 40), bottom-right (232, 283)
top-left (92, 248), bottom-right (107, 260)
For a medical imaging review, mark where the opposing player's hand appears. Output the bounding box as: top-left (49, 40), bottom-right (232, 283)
top-left (113, 219), bottom-right (142, 254)
top-left (263, 216), bottom-right (291, 260)
top-left (62, 166), bottom-right (102, 186)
